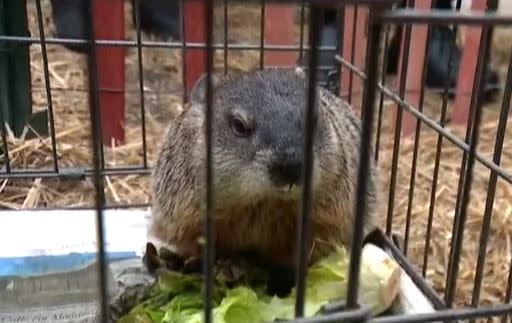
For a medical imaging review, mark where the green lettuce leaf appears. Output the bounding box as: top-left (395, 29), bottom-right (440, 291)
top-left (117, 245), bottom-right (398, 323)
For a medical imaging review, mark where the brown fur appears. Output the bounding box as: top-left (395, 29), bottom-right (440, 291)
top-left (149, 68), bottom-right (381, 270)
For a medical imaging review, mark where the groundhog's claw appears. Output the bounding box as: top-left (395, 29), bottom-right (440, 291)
top-left (183, 257), bottom-right (203, 274)
top-left (142, 242), bottom-right (163, 275)
top-left (143, 242), bottom-right (193, 275)
top-left (159, 247), bottom-right (185, 271)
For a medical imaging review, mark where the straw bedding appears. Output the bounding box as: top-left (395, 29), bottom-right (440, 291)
top-left (1, 0), bottom-right (512, 318)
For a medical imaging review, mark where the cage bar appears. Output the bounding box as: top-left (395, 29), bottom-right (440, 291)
top-left (445, 9), bottom-right (495, 307)
top-left (470, 34), bottom-right (512, 323)
top-left (392, 0), bottom-right (431, 137)
top-left (379, 8), bottom-right (512, 25)
top-left (374, 24), bottom-right (391, 162)
top-left (34, 0), bottom-right (59, 173)
top-left (259, 0), bottom-right (266, 69)
top-left (335, 47), bottom-right (512, 183)
top-left (223, 0), bottom-right (229, 74)
top-left (385, 0), bottom-right (417, 236)
top-left (180, 0), bottom-right (188, 104)
top-left (422, 83), bottom-right (450, 276)
top-left (0, 90), bottom-right (10, 173)
top-left (85, 0), bottom-right (110, 321)
top-left (298, 1), bottom-right (307, 62)
top-left (347, 5), bottom-right (359, 105)
top-left (451, 0), bottom-right (487, 125)
top-left (423, 0), bottom-right (463, 276)
top-left (369, 303), bottom-right (512, 323)
top-left (3, 1), bottom-right (512, 322)
top-left (91, 0), bottom-right (125, 146)
top-left (446, 5), bottom-right (485, 306)
top-left (294, 4), bottom-right (321, 317)
top-left (330, 8), bottom-right (344, 95)
top-left (504, 258), bottom-right (512, 323)
top-left (401, 0), bottom-right (432, 256)
top-left (346, 5), bottom-right (384, 310)
top-left (202, 0), bottom-right (215, 322)
top-left (133, 0), bottom-right (149, 168)
top-left (339, 5), bottom-right (367, 105)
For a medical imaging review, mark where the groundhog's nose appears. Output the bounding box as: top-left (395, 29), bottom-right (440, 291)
top-left (268, 156), bottom-right (302, 187)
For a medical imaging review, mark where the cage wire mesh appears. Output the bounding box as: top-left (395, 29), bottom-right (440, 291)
top-left (1, 0), bottom-right (512, 322)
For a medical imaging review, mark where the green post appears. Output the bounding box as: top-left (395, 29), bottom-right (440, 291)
top-left (0, 0), bottom-right (34, 137)
top-left (0, 0), bottom-right (11, 132)
top-left (488, 0), bottom-right (499, 11)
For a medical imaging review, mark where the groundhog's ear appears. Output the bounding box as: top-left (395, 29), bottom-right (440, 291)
top-left (294, 66), bottom-right (307, 79)
top-left (189, 73), bottom-right (220, 105)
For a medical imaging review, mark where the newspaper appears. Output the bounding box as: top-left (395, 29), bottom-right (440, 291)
top-left (0, 209), bottom-right (440, 322)
top-left (0, 209), bottom-right (152, 323)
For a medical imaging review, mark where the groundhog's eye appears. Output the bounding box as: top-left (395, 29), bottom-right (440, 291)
top-left (230, 116), bottom-right (251, 137)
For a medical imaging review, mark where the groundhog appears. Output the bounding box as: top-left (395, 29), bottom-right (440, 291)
top-left (148, 67), bottom-right (381, 296)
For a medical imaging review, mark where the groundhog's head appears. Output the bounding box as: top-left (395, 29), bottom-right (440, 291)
top-left (188, 68), bottom-right (331, 201)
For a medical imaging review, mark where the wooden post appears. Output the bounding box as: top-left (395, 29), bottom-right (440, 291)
top-left (339, 5), bottom-right (368, 107)
top-left (451, 0), bottom-right (486, 125)
top-left (183, 0), bottom-right (207, 97)
top-left (91, 0), bottom-right (125, 146)
top-left (393, 0), bottom-right (432, 137)
top-left (263, 4), bottom-right (296, 67)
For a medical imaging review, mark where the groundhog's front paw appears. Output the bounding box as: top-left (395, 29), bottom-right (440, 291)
top-left (159, 246), bottom-right (185, 271)
top-left (143, 242), bottom-right (189, 274)
top-left (142, 242), bottom-right (163, 275)
top-left (183, 257), bottom-right (202, 274)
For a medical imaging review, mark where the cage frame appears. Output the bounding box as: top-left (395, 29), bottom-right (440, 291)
top-left (1, 0), bottom-right (512, 322)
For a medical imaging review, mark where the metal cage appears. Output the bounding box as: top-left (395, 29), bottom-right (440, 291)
top-left (1, 0), bottom-right (512, 322)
